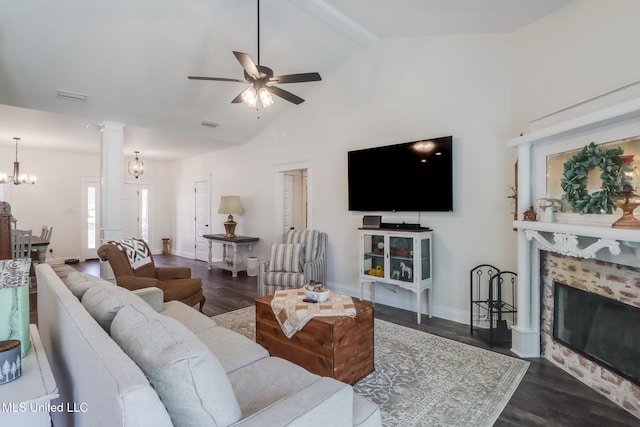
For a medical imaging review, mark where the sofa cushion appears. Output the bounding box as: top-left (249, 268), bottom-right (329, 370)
top-left (267, 243), bottom-right (302, 273)
top-left (228, 357), bottom-right (326, 417)
top-left (64, 271), bottom-right (109, 299)
top-left (195, 326), bottom-right (269, 374)
top-left (111, 305), bottom-right (242, 427)
top-left (81, 283), bottom-right (152, 332)
top-left (160, 300), bottom-right (218, 334)
top-left (262, 271), bottom-right (306, 288)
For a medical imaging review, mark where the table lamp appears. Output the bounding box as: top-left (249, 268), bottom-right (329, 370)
top-left (218, 196), bottom-right (244, 238)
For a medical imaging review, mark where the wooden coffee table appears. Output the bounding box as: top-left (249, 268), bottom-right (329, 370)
top-left (255, 294), bottom-right (374, 385)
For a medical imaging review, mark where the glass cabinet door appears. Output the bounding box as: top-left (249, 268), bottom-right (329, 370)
top-left (362, 233), bottom-right (385, 278)
top-left (389, 235), bottom-right (414, 283)
top-left (420, 237), bottom-right (431, 280)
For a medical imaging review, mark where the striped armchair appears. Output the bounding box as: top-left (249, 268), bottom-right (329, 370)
top-left (257, 229), bottom-right (327, 297)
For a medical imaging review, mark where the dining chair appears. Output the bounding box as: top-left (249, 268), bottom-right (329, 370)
top-left (11, 229), bottom-right (33, 259)
top-left (41, 224), bottom-right (53, 241)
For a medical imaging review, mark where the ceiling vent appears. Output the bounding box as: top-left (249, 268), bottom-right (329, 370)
top-left (56, 90), bottom-right (88, 102)
top-left (201, 120), bottom-right (221, 128)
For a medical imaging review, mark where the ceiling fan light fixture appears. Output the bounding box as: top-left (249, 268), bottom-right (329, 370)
top-left (258, 87), bottom-right (273, 108)
top-left (241, 86), bottom-right (258, 108)
top-left (188, 0), bottom-right (320, 108)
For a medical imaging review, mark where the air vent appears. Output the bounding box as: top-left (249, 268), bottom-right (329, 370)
top-left (201, 120), bottom-right (221, 128)
top-left (56, 90), bottom-right (88, 102)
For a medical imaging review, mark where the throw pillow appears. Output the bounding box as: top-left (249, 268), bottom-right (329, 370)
top-left (111, 305), bottom-right (242, 427)
top-left (285, 229), bottom-right (319, 262)
top-left (267, 243), bottom-right (302, 273)
top-left (81, 283), bottom-right (151, 332)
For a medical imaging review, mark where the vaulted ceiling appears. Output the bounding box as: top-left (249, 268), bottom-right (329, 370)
top-left (0, 0), bottom-right (572, 160)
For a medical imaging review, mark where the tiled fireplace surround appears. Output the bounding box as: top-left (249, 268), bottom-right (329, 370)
top-left (508, 95), bottom-right (640, 419)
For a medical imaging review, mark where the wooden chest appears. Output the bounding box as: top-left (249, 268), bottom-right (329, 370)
top-left (255, 294), bottom-right (374, 385)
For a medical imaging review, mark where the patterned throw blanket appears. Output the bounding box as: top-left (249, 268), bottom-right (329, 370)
top-left (109, 239), bottom-right (152, 271)
top-left (270, 288), bottom-right (356, 338)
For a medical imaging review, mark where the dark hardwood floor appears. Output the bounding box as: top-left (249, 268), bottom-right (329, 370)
top-left (65, 255), bottom-right (639, 426)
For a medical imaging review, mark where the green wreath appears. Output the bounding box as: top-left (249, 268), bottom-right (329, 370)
top-left (560, 142), bottom-right (623, 214)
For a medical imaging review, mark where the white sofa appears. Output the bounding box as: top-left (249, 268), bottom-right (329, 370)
top-left (36, 263), bottom-right (381, 427)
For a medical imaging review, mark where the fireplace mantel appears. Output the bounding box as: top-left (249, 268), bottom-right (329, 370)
top-left (507, 95), bottom-right (640, 359)
top-left (513, 220), bottom-right (640, 259)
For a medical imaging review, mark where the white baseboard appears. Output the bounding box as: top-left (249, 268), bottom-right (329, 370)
top-left (45, 256), bottom-right (82, 265)
top-left (171, 249), bottom-right (194, 259)
top-left (331, 281), bottom-right (469, 326)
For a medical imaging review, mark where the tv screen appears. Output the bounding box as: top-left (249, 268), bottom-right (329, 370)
top-left (348, 136), bottom-right (453, 212)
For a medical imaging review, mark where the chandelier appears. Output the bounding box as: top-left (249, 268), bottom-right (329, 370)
top-left (128, 151), bottom-right (144, 179)
top-left (0, 137), bottom-right (36, 185)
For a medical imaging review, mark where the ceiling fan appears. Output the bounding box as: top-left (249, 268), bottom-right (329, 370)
top-left (188, 0), bottom-right (321, 108)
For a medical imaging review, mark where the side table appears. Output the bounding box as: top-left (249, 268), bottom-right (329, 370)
top-left (0, 324), bottom-right (58, 426)
top-left (203, 234), bottom-right (259, 277)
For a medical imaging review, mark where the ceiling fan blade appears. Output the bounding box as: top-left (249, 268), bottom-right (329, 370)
top-left (233, 51), bottom-right (260, 80)
top-left (188, 76), bottom-right (245, 83)
top-left (269, 86), bottom-right (305, 105)
top-left (270, 72), bottom-right (322, 84)
top-left (231, 92), bottom-right (244, 103)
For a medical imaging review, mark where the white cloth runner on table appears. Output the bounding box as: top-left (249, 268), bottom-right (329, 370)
top-left (270, 288), bottom-right (356, 338)
top-left (109, 238), bottom-right (152, 271)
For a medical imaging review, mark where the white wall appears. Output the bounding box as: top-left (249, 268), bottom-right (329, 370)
top-left (510, 0), bottom-right (640, 134)
top-left (0, 146), bottom-right (175, 260)
top-left (174, 34), bottom-right (515, 323)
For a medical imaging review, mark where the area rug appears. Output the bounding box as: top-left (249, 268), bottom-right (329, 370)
top-left (213, 307), bottom-right (529, 427)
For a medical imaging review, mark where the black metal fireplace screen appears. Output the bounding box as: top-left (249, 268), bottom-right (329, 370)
top-left (553, 282), bottom-right (640, 386)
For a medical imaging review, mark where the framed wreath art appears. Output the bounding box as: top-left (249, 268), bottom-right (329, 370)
top-left (560, 142), bottom-right (623, 214)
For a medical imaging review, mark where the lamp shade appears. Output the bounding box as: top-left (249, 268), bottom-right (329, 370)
top-left (218, 196), bottom-right (244, 215)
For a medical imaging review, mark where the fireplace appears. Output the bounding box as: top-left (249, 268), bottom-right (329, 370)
top-left (552, 282), bottom-right (640, 387)
top-left (509, 95), bottom-right (640, 418)
top-left (540, 251), bottom-right (640, 418)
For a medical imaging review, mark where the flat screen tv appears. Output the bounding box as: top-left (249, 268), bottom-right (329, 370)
top-left (348, 136), bottom-right (453, 212)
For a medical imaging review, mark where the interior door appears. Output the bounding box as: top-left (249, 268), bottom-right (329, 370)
top-left (122, 183), bottom-right (152, 243)
top-left (282, 169), bottom-right (307, 234)
top-left (274, 162), bottom-right (312, 242)
top-left (282, 173), bottom-right (295, 234)
top-left (194, 179), bottom-right (210, 261)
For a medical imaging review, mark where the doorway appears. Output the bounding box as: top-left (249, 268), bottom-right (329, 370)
top-left (194, 179), bottom-right (211, 261)
top-left (122, 183), bottom-right (151, 243)
top-left (274, 162), bottom-right (311, 241)
top-left (282, 170), bottom-right (308, 233)
top-left (81, 178), bottom-right (100, 260)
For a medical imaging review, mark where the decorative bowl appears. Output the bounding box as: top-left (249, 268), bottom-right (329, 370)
top-left (304, 283), bottom-right (329, 302)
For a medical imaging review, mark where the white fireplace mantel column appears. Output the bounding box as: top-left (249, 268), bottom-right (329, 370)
top-left (511, 143), bottom-right (541, 358)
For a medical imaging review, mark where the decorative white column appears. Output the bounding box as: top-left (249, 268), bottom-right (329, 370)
top-left (0, 184), bottom-right (10, 204)
top-left (511, 143), bottom-right (540, 357)
top-left (100, 121), bottom-right (124, 279)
